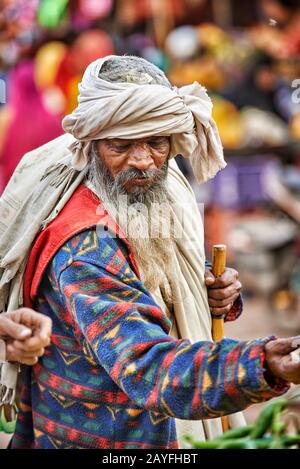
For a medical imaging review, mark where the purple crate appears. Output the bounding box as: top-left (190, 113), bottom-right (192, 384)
top-left (211, 155), bottom-right (277, 209)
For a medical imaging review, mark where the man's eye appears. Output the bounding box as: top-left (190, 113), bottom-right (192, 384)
top-left (114, 145), bottom-right (130, 152)
top-left (149, 140), bottom-right (165, 148)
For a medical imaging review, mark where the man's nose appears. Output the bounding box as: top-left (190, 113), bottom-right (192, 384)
top-left (127, 144), bottom-right (154, 171)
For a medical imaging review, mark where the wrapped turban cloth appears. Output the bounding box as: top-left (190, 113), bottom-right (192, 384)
top-left (62, 55), bottom-right (226, 183)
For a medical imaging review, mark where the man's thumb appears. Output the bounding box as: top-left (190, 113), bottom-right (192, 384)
top-left (0, 317), bottom-right (32, 340)
top-left (16, 326), bottom-right (32, 340)
top-left (205, 271), bottom-right (215, 285)
top-left (272, 337), bottom-right (300, 355)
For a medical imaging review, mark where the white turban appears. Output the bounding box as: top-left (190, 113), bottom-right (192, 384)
top-left (62, 55), bottom-right (226, 183)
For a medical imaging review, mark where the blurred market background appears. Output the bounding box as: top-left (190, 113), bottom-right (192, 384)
top-left (0, 0), bottom-right (300, 439)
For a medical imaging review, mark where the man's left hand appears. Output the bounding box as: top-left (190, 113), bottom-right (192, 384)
top-left (205, 267), bottom-right (242, 318)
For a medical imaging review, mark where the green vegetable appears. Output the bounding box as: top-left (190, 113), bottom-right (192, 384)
top-left (184, 436), bottom-right (221, 449)
top-left (247, 437), bottom-right (273, 449)
top-left (0, 406), bottom-right (16, 434)
top-left (217, 424), bottom-right (254, 441)
top-left (282, 435), bottom-right (300, 447)
top-left (219, 437), bottom-right (272, 449)
top-left (272, 411), bottom-right (286, 435)
top-left (250, 398), bottom-right (288, 439)
top-left (218, 439), bottom-right (250, 449)
top-left (269, 437), bottom-right (285, 449)
top-left (186, 396), bottom-right (299, 450)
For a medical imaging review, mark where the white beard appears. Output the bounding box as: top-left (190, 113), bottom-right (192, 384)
top-left (86, 150), bottom-right (177, 294)
top-left (120, 197), bottom-right (177, 295)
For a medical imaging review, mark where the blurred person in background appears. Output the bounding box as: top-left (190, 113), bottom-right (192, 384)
top-left (260, 0), bottom-right (300, 28)
top-left (0, 60), bottom-right (62, 193)
top-left (252, 0), bottom-right (300, 58)
top-left (54, 29), bottom-right (115, 113)
top-left (223, 52), bottom-right (289, 119)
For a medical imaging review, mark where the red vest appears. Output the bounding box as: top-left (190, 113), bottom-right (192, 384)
top-left (24, 185), bottom-right (140, 307)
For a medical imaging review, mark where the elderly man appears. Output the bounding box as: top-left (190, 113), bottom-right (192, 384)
top-left (0, 55), bottom-right (299, 450)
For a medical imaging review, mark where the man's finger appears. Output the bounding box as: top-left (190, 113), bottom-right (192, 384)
top-left (38, 316), bottom-right (52, 341)
top-left (11, 340), bottom-right (47, 354)
top-left (204, 269), bottom-right (215, 286)
top-left (208, 283), bottom-right (241, 300)
top-left (267, 337), bottom-right (300, 355)
top-left (12, 354), bottom-right (39, 366)
top-left (208, 292), bottom-right (239, 308)
top-left (208, 269), bottom-right (240, 289)
top-left (17, 309), bottom-right (52, 341)
top-left (7, 345), bottom-right (45, 359)
top-left (0, 316), bottom-right (32, 340)
top-left (12, 336), bottom-right (50, 352)
top-left (21, 357), bottom-right (39, 366)
top-left (210, 304), bottom-right (232, 316)
top-left (291, 337), bottom-right (300, 349)
top-left (6, 345), bottom-right (39, 365)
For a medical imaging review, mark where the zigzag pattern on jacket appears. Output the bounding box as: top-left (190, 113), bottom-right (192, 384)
top-left (12, 227), bottom-right (286, 449)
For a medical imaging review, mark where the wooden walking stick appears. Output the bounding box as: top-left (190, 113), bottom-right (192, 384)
top-left (211, 244), bottom-right (229, 432)
top-left (212, 244), bottom-right (227, 342)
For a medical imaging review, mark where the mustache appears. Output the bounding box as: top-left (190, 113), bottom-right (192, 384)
top-left (86, 145), bottom-right (169, 206)
top-left (113, 163), bottom-right (168, 190)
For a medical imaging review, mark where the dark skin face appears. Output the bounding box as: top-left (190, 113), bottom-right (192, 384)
top-left (96, 136), bottom-right (170, 192)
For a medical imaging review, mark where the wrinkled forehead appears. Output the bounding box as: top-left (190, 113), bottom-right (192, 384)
top-left (103, 136), bottom-right (171, 143)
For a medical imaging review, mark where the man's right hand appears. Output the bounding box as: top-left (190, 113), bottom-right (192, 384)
top-left (265, 336), bottom-right (300, 385)
top-left (0, 308), bottom-right (52, 366)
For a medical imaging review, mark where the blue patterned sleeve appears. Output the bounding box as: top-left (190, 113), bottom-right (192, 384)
top-left (50, 230), bottom-right (289, 420)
